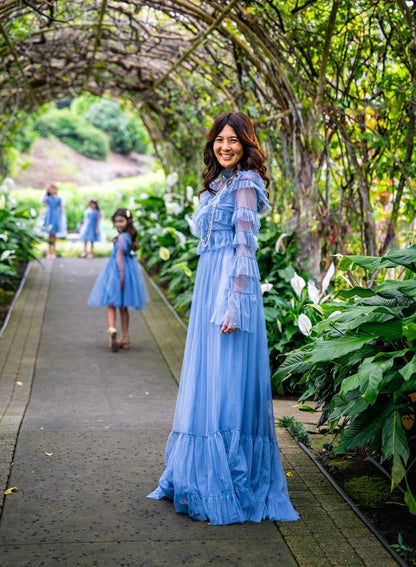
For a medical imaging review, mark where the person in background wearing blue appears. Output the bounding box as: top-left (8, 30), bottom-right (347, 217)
top-left (79, 198), bottom-right (103, 258)
top-left (148, 112), bottom-right (299, 525)
top-left (88, 208), bottom-right (148, 351)
top-left (41, 183), bottom-right (67, 259)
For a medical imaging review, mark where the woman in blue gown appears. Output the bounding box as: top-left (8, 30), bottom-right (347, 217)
top-left (148, 112), bottom-right (299, 525)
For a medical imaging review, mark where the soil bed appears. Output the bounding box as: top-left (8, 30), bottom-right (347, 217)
top-left (314, 437), bottom-right (416, 565)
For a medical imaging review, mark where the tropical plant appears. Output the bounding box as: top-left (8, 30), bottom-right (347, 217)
top-left (0, 178), bottom-right (40, 288)
top-left (275, 246), bottom-right (416, 514)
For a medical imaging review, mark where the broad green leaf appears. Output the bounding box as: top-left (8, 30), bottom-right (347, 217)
top-left (399, 355), bottom-right (416, 381)
top-left (405, 478), bottom-right (416, 515)
top-left (382, 412), bottom-right (409, 488)
top-left (359, 359), bottom-right (394, 404)
top-left (308, 336), bottom-right (375, 363)
top-left (337, 287), bottom-right (376, 299)
top-left (403, 323), bottom-right (416, 341)
top-left (377, 279), bottom-right (416, 298)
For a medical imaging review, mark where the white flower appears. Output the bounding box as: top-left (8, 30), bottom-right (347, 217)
top-left (275, 233), bottom-right (287, 253)
top-left (290, 272), bottom-right (306, 297)
top-left (322, 262), bottom-right (335, 294)
top-left (276, 319), bottom-right (282, 333)
top-left (298, 313), bottom-right (312, 336)
top-left (150, 212), bottom-right (158, 220)
top-left (166, 202), bottom-right (183, 215)
top-left (30, 208), bottom-right (37, 218)
top-left (163, 193), bottom-right (172, 204)
top-left (176, 231), bottom-right (187, 248)
top-left (192, 195), bottom-right (199, 208)
top-left (186, 185), bottom-right (194, 202)
top-left (307, 281), bottom-right (320, 304)
top-left (0, 233), bottom-right (8, 242)
top-left (260, 281), bottom-right (273, 294)
top-left (159, 247), bottom-right (170, 261)
top-left (2, 177), bottom-right (14, 191)
top-left (1, 249), bottom-right (15, 261)
top-left (166, 172), bottom-right (179, 188)
top-left (139, 192), bottom-right (149, 200)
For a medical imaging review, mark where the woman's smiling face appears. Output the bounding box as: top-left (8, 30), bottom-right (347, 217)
top-left (213, 124), bottom-right (243, 169)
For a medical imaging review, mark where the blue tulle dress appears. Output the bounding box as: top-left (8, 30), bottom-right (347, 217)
top-left (79, 208), bottom-right (103, 242)
top-left (148, 169), bottom-right (299, 525)
top-left (88, 232), bottom-right (148, 310)
top-left (40, 195), bottom-right (67, 237)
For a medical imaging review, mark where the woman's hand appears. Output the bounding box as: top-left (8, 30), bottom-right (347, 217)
top-left (220, 322), bottom-right (237, 335)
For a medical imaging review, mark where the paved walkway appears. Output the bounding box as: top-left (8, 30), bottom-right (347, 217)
top-left (0, 258), bottom-right (401, 566)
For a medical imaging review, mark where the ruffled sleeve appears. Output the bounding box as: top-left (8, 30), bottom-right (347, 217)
top-left (116, 233), bottom-right (130, 289)
top-left (210, 171), bottom-right (270, 333)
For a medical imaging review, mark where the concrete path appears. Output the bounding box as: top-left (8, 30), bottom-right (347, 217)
top-left (0, 258), bottom-right (400, 566)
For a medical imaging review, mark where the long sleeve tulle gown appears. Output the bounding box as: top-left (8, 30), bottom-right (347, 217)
top-left (148, 168), bottom-right (299, 525)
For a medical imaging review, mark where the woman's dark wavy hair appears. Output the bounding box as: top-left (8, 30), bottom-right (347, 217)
top-left (201, 112), bottom-right (270, 195)
top-left (111, 208), bottom-right (138, 251)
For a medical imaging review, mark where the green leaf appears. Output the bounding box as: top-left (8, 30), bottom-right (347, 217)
top-left (404, 478), bottom-right (416, 515)
top-left (308, 336), bottom-right (375, 363)
top-left (403, 323), bottom-right (416, 341)
top-left (382, 412), bottom-right (409, 489)
top-left (337, 287), bottom-right (376, 299)
top-left (377, 279), bottom-right (416, 298)
top-left (399, 355), bottom-right (416, 381)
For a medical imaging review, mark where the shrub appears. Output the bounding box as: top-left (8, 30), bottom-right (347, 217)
top-left (35, 108), bottom-right (109, 160)
top-left (275, 246), bottom-right (416, 515)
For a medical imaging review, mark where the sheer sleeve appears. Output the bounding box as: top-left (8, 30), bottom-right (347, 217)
top-left (210, 171), bottom-right (270, 333)
top-left (116, 233), bottom-right (128, 290)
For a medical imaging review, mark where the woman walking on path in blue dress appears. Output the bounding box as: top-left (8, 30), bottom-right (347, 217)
top-left (88, 208), bottom-right (148, 352)
top-left (40, 184), bottom-right (67, 259)
top-left (148, 112), bottom-right (299, 525)
top-left (79, 198), bottom-right (103, 258)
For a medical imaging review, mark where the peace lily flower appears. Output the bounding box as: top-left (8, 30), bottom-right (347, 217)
top-left (192, 195), bottom-right (199, 208)
top-left (159, 247), bottom-right (170, 261)
top-left (276, 319), bottom-right (282, 333)
top-left (322, 262), bottom-right (335, 294)
top-left (166, 172), bottom-right (178, 189)
top-left (307, 281), bottom-right (320, 304)
top-left (290, 272), bottom-right (306, 298)
top-left (165, 201), bottom-right (183, 215)
top-left (186, 185), bottom-right (194, 202)
top-left (275, 233), bottom-right (287, 253)
top-left (260, 281), bottom-right (273, 294)
top-left (297, 313), bottom-right (312, 336)
top-left (1, 250), bottom-right (15, 261)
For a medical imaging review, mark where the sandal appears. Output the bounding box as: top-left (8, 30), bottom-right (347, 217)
top-left (80, 252), bottom-right (87, 258)
top-left (108, 327), bottom-right (119, 352)
top-left (118, 335), bottom-right (131, 349)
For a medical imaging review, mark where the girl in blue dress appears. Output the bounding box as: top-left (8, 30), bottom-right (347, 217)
top-left (40, 184), bottom-right (67, 258)
top-left (148, 112), bottom-right (299, 525)
top-left (79, 199), bottom-right (103, 258)
top-left (88, 208), bottom-right (148, 351)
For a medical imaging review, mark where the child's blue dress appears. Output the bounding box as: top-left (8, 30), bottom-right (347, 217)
top-left (88, 232), bottom-right (148, 310)
top-left (79, 208), bottom-right (103, 242)
top-left (148, 169), bottom-right (299, 525)
top-left (40, 195), bottom-right (67, 237)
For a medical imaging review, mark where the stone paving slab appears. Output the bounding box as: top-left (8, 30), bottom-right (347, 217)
top-left (0, 258), bottom-right (401, 566)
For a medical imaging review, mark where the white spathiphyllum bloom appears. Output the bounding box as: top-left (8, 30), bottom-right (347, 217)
top-left (307, 281), bottom-right (320, 304)
top-left (275, 233), bottom-right (288, 253)
top-left (166, 172), bottom-right (179, 189)
top-left (322, 262), bottom-right (336, 294)
top-left (159, 247), bottom-right (170, 261)
top-left (1, 250), bottom-right (15, 261)
top-left (276, 319), bottom-right (282, 334)
top-left (298, 313), bottom-right (312, 336)
top-left (163, 193), bottom-right (172, 204)
top-left (139, 192), bottom-right (149, 200)
top-left (0, 233), bottom-right (8, 242)
top-left (166, 202), bottom-right (183, 215)
top-left (260, 281), bottom-right (273, 294)
top-left (176, 230), bottom-right (187, 248)
top-left (290, 272), bottom-right (306, 298)
top-left (150, 212), bottom-right (158, 220)
top-left (186, 185), bottom-right (194, 202)
top-left (2, 177), bottom-right (14, 191)
top-left (192, 195), bottom-right (199, 208)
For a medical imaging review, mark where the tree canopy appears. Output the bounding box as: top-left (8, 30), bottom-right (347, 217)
top-left (1, 0), bottom-right (416, 275)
